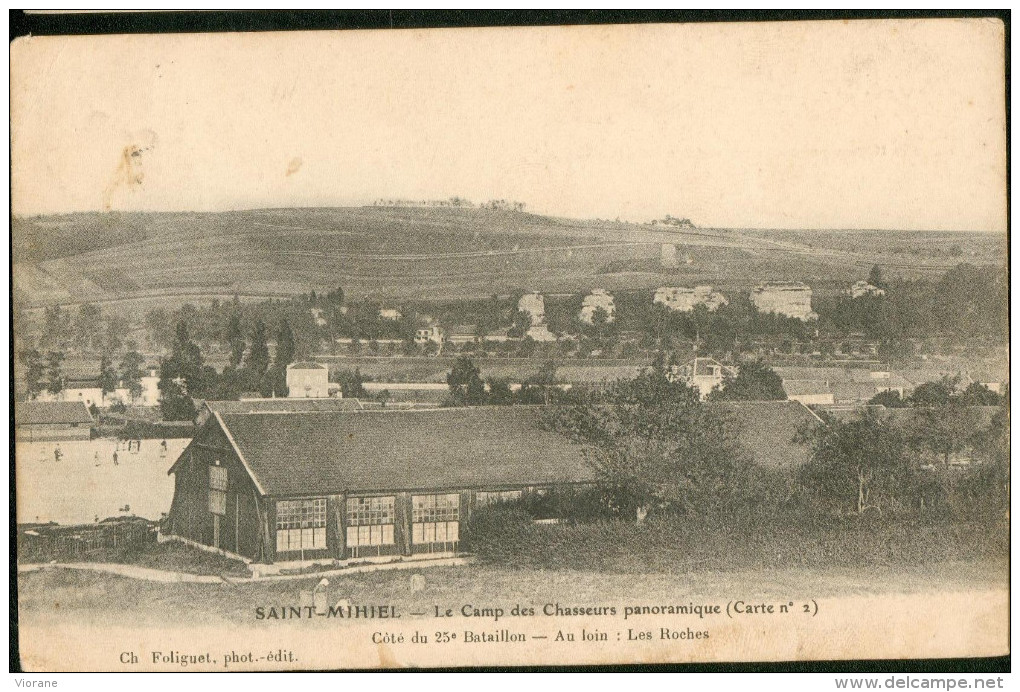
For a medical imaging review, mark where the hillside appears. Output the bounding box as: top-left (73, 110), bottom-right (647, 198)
top-left (12, 206), bottom-right (1005, 311)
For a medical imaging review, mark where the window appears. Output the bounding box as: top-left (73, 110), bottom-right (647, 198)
top-left (208, 465), bottom-right (227, 516)
top-left (475, 490), bottom-right (523, 508)
top-left (276, 499), bottom-right (327, 554)
top-left (412, 494), bottom-right (460, 546)
top-left (346, 496), bottom-right (396, 547)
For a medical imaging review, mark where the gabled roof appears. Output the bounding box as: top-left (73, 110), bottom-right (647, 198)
top-left (15, 400), bottom-right (93, 426)
top-left (287, 361), bottom-right (326, 370)
top-left (184, 400), bottom-right (820, 497)
top-left (204, 398), bottom-right (364, 415)
top-left (207, 407), bottom-right (594, 496)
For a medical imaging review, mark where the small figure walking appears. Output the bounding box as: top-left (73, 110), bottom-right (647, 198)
top-left (113, 451), bottom-right (119, 466)
top-left (53, 445), bottom-right (62, 462)
top-left (160, 439), bottom-right (168, 457)
top-left (94, 450), bottom-right (100, 467)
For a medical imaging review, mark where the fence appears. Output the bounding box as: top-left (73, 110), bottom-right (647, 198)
top-left (18, 518), bottom-right (158, 563)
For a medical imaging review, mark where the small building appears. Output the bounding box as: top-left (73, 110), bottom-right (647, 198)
top-left (414, 325), bottom-right (443, 346)
top-left (518, 292), bottom-right (558, 342)
top-left (15, 400), bottom-right (93, 442)
top-left (112, 367), bottom-right (161, 407)
top-left (847, 281), bottom-right (886, 299)
top-left (310, 307), bottom-right (328, 327)
top-left (653, 286), bottom-right (728, 313)
top-left (518, 292), bottom-right (547, 324)
top-left (750, 282), bottom-right (817, 321)
top-left (379, 308), bottom-right (403, 321)
top-left (165, 408), bottom-right (593, 564)
top-left (445, 325), bottom-right (479, 346)
top-left (671, 357), bottom-right (738, 400)
top-left (782, 380), bottom-right (835, 406)
top-left (285, 362), bottom-right (330, 398)
top-left (579, 289), bottom-right (616, 325)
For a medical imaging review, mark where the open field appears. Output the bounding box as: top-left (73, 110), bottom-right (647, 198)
top-left (15, 438), bottom-right (190, 525)
top-left (14, 207), bottom-right (1005, 311)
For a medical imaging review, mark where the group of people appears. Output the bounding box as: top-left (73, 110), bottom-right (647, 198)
top-left (42, 439), bottom-right (171, 466)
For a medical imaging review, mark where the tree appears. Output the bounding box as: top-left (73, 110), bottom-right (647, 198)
top-left (45, 351), bottom-right (64, 395)
top-left (546, 369), bottom-right (749, 520)
top-left (120, 351), bottom-right (145, 402)
top-left (507, 310), bottom-right (531, 339)
top-left (906, 404), bottom-right (981, 468)
top-left (908, 376), bottom-right (957, 407)
top-left (797, 409), bottom-right (917, 516)
top-left (707, 360), bottom-right (786, 401)
top-left (957, 382), bottom-right (1002, 407)
top-left (158, 322), bottom-right (205, 420)
top-left (333, 368), bottom-right (367, 399)
top-left (486, 377), bottom-right (513, 406)
top-left (20, 349), bottom-right (46, 399)
top-left (99, 354), bottom-right (118, 396)
top-left (867, 390), bottom-right (908, 408)
top-left (266, 320), bottom-right (296, 396)
top-left (159, 376), bottom-right (197, 422)
top-left (244, 320), bottom-right (271, 393)
top-left (447, 356), bottom-right (486, 406)
top-left (226, 313), bottom-right (246, 368)
top-left (868, 264), bottom-right (886, 289)
top-left (528, 360), bottom-right (559, 405)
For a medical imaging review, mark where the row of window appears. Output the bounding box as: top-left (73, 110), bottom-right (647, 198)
top-left (269, 491), bottom-right (540, 553)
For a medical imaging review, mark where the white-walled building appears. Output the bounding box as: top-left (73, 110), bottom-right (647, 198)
top-left (286, 362), bottom-right (331, 398)
top-left (579, 289), bottom-right (616, 325)
top-left (414, 325), bottom-right (444, 346)
top-left (750, 282), bottom-right (817, 321)
top-left (518, 292), bottom-right (557, 342)
top-left (379, 308), bottom-right (403, 321)
top-left (670, 357), bottom-right (738, 400)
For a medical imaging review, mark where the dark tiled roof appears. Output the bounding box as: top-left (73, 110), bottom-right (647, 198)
top-left (15, 400), bottom-right (93, 426)
top-left (216, 407), bottom-right (594, 496)
top-left (205, 398), bottom-right (364, 415)
top-left (705, 401), bottom-right (818, 469)
top-left (783, 380), bottom-right (833, 397)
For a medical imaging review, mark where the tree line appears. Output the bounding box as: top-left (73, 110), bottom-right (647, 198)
top-left (541, 363), bottom-right (1007, 524)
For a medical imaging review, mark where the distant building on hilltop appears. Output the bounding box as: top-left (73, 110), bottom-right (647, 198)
top-left (751, 282), bottom-right (817, 321)
top-left (286, 362), bottom-right (331, 398)
top-left (379, 308), bottom-right (402, 321)
top-left (653, 285), bottom-right (728, 312)
top-left (579, 289), bottom-right (616, 325)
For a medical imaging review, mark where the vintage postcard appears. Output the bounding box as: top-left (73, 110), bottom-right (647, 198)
top-left (11, 17), bottom-right (1008, 672)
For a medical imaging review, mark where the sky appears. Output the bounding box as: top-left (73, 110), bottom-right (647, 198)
top-left (10, 19), bottom-right (1007, 231)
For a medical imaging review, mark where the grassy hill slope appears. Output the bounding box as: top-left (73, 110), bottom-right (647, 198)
top-left (12, 206), bottom-right (1005, 310)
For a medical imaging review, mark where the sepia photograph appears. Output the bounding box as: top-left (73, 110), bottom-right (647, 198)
top-left (9, 12), bottom-right (1009, 674)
